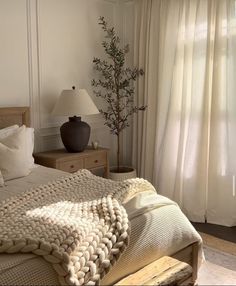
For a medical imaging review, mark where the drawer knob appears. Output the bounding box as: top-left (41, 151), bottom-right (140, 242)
top-left (94, 160), bottom-right (98, 163)
top-left (70, 165), bottom-right (74, 168)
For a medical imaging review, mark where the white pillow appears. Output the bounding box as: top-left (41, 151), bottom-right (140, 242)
top-left (0, 125), bottom-right (34, 169)
top-left (0, 125), bottom-right (19, 139)
top-left (0, 125), bottom-right (31, 181)
top-left (25, 127), bottom-right (34, 168)
top-left (0, 170), bottom-right (4, 187)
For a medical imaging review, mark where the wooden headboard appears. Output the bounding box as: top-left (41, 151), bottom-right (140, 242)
top-left (0, 107), bottom-right (30, 128)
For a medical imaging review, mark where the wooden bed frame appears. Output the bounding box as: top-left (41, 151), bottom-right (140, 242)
top-left (0, 107), bottom-right (30, 128)
top-left (0, 106), bottom-right (199, 285)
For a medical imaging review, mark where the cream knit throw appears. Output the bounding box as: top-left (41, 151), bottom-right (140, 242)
top-left (0, 170), bottom-right (155, 285)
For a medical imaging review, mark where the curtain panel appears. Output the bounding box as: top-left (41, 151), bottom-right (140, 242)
top-left (133, 0), bottom-right (236, 226)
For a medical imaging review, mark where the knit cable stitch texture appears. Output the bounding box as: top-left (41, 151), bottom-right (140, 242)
top-left (0, 169), bottom-right (155, 285)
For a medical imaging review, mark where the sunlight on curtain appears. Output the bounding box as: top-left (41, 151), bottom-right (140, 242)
top-left (133, 0), bottom-right (236, 226)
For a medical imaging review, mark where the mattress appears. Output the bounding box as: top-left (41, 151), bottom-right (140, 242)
top-left (0, 165), bottom-right (202, 285)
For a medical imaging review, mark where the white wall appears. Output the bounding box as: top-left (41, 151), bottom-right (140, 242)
top-left (0, 0), bottom-right (30, 107)
top-left (0, 0), bottom-right (135, 166)
top-left (0, 0), bottom-right (116, 164)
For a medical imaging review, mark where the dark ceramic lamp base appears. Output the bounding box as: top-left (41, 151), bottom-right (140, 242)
top-left (60, 116), bottom-right (90, 152)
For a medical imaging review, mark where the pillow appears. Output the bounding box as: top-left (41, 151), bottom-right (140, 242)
top-left (0, 125), bottom-right (31, 181)
top-left (0, 170), bottom-right (4, 187)
top-left (0, 125), bottom-right (19, 139)
top-left (0, 125), bottom-right (34, 169)
top-left (25, 127), bottom-right (34, 168)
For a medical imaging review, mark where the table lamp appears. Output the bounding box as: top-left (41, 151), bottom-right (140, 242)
top-left (52, 86), bottom-right (99, 152)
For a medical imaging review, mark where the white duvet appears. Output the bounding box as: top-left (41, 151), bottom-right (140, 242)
top-left (0, 165), bottom-right (202, 285)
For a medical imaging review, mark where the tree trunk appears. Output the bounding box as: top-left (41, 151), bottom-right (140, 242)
top-left (117, 133), bottom-right (120, 172)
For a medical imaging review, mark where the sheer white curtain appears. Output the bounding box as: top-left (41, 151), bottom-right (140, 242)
top-left (132, 0), bottom-right (236, 226)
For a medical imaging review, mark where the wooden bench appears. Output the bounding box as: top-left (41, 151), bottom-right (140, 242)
top-left (116, 256), bottom-right (193, 285)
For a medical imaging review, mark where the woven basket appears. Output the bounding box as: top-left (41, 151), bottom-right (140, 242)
top-left (109, 167), bottom-right (137, 181)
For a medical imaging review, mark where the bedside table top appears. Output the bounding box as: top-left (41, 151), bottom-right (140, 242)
top-left (34, 147), bottom-right (109, 160)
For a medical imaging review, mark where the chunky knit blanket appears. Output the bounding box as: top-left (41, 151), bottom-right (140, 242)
top-left (0, 170), bottom-right (155, 285)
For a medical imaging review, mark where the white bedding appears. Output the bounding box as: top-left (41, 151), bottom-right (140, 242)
top-left (0, 165), bottom-right (202, 285)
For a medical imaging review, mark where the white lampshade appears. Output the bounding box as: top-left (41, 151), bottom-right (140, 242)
top-left (52, 88), bottom-right (99, 116)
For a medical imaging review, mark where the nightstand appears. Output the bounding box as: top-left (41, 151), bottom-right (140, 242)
top-left (34, 147), bottom-right (109, 178)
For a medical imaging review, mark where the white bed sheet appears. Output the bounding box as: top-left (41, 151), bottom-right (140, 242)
top-left (0, 165), bottom-right (202, 285)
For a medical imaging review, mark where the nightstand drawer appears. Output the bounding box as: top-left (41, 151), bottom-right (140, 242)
top-left (57, 159), bottom-right (84, 173)
top-left (84, 152), bottom-right (106, 169)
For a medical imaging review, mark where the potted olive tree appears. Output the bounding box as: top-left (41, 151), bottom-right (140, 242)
top-left (92, 17), bottom-right (146, 180)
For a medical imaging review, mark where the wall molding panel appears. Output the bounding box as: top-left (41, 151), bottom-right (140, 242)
top-left (26, 0), bottom-right (40, 124)
top-left (26, 0), bottom-right (118, 153)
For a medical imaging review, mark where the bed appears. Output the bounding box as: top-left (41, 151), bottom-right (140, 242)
top-left (0, 107), bottom-right (202, 285)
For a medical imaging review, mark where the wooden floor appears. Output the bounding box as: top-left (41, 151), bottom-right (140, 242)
top-left (192, 222), bottom-right (236, 243)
